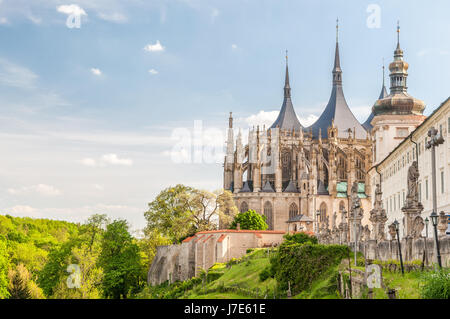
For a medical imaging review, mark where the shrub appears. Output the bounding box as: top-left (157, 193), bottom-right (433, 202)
top-left (259, 266), bottom-right (271, 282)
top-left (230, 210), bottom-right (268, 230)
top-left (271, 243), bottom-right (349, 295)
top-left (283, 232), bottom-right (318, 245)
top-left (420, 269), bottom-right (450, 299)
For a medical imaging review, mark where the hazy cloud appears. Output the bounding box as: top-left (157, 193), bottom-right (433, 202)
top-left (144, 40), bottom-right (165, 52)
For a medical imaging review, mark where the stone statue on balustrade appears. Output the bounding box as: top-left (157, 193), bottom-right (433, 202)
top-left (349, 181), bottom-right (363, 242)
top-left (438, 211), bottom-right (448, 237)
top-left (369, 184), bottom-right (388, 241)
top-left (410, 216), bottom-right (424, 239)
top-left (402, 161), bottom-right (424, 238)
top-left (361, 225), bottom-right (371, 241)
top-left (388, 223), bottom-right (397, 241)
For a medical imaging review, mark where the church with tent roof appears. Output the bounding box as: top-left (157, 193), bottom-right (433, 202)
top-left (222, 22), bottom-right (426, 234)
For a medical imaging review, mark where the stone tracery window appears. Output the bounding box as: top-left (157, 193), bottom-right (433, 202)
top-left (319, 202), bottom-right (327, 223)
top-left (281, 150), bottom-right (292, 182)
top-left (264, 201), bottom-right (273, 230)
top-left (289, 203), bottom-right (298, 219)
top-left (355, 155), bottom-right (365, 182)
top-left (337, 154), bottom-right (347, 181)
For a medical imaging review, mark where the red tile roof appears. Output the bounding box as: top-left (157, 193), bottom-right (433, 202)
top-left (194, 234), bottom-right (205, 243)
top-left (203, 234), bottom-right (214, 243)
top-left (217, 234), bottom-right (227, 243)
top-left (182, 236), bottom-right (194, 243)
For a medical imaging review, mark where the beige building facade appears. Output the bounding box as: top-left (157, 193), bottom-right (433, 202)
top-left (370, 97), bottom-right (450, 238)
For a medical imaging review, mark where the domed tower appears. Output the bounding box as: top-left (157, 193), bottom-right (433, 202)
top-left (371, 22), bottom-right (426, 164)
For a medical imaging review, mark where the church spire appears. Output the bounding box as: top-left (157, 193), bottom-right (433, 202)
top-left (390, 21), bottom-right (408, 93)
top-left (379, 60), bottom-right (388, 99)
top-left (332, 18), bottom-right (342, 86)
top-left (270, 51), bottom-right (302, 131)
top-left (284, 50), bottom-right (291, 98)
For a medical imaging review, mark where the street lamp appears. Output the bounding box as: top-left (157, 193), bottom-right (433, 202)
top-left (426, 127), bottom-right (444, 269)
top-left (393, 220), bottom-right (404, 275)
top-left (430, 211), bottom-right (442, 268)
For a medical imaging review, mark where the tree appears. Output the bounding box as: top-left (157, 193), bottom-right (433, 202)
top-left (52, 244), bottom-right (103, 299)
top-left (0, 239), bottom-right (9, 299)
top-left (98, 220), bottom-right (143, 299)
top-left (230, 210), bottom-right (268, 230)
top-left (8, 264), bottom-right (31, 299)
top-left (139, 231), bottom-right (172, 271)
top-left (144, 185), bottom-right (238, 243)
top-left (38, 241), bottom-right (76, 297)
top-left (83, 214), bottom-right (109, 253)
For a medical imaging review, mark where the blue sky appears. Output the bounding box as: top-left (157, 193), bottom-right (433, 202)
top-left (0, 0), bottom-right (449, 231)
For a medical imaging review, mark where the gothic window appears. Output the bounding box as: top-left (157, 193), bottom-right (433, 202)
top-left (264, 201), bottom-right (273, 230)
top-left (240, 201), bottom-right (248, 213)
top-left (289, 203), bottom-right (298, 219)
top-left (355, 155), bottom-right (365, 182)
top-left (319, 202), bottom-right (327, 223)
top-left (281, 150), bottom-right (292, 182)
top-left (337, 155), bottom-right (347, 181)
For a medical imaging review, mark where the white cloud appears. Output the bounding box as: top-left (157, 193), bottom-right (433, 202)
top-left (8, 184), bottom-right (62, 196)
top-left (81, 154), bottom-right (133, 167)
top-left (148, 69), bottom-right (158, 75)
top-left (90, 68), bottom-right (102, 76)
top-left (237, 110), bottom-right (319, 129)
top-left (101, 153), bottom-right (133, 166)
top-left (93, 184), bottom-right (104, 191)
top-left (97, 12), bottom-right (127, 23)
top-left (239, 110), bottom-right (278, 128)
top-left (0, 17), bottom-right (9, 25)
top-left (299, 114), bottom-right (319, 127)
top-left (144, 40), bottom-right (165, 52)
top-left (0, 58), bottom-right (38, 89)
top-left (57, 4), bottom-right (87, 17)
top-left (81, 158), bottom-right (97, 166)
top-left (211, 8), bottom-right (219, 20)
top-left (231, 44), bottom-right (238, 50)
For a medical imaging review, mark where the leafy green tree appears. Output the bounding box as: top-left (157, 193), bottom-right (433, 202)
top-left (230, 210), bottom-right (268, 230)
top-left (52, 244), bottom-right (103, 299)
top-left (37, 241), bottom-right (76, 297)
top-left (0, 239), bottom-right (9, 299)
top-left (8, 264), bottom-right (31, 299)
top-left (99, 220), bottom-right (143, 299)
top-left (144, 185), bottom-right (238, 243)
top-left (82, 214), bottom-right (109, 253)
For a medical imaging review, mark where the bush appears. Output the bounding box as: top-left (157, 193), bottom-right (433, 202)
top-left (230, 210), bottom-right (268, 230)
top-left (259, 266), bottom-right (271, 282)
top-left (283, 232), bottom-right (318, 245)
top-left (271, 243), bottom-right (349, 295)
top-left (420, 269), bottom-right (450, 299)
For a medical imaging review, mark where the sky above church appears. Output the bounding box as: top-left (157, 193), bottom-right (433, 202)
top-left (0, 0), bottom-right (449, 232)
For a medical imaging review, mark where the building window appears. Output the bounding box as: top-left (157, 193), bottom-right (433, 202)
top-left (319, 203), bottom-right (327, 223)
top-left (425, 180), bottom-right (429, 200)
top-left (289, 203), bottom-right (298, 219)
top-left (448, 117), bottom-right (450, 135)
top-left (441, 171), bottom-right (445, 194)
top-left (240, 201), bottom-right (248, 213)
top-left (264, 201), bottom-right (273, 230)
top-left (396, 128), bottom-right (409, 138)
top-left (402, 191), bottom-right (405, 206)
top-left (418, 182), bottom-right (422, 202)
